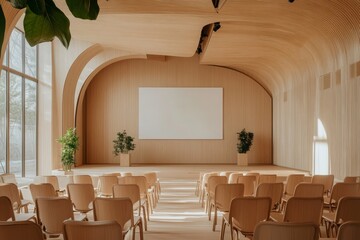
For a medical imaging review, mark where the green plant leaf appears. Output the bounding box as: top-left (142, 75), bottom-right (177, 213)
top-left (24, 0), bottom-right (71, 48)
top-left (0, 6), bottom-right (5, 56)
top-left (65, 0), bottom-right (99, 20)
top-left (27, 0), bottom-right (46, 15)
top-left (6, 0), bottom-right (28, 9)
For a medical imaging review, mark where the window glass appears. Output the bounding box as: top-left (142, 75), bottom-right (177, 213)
top-left (9, 29), bottom-right (23, 73)
top-left (25, 41), bottom-right (37, 78)
top-left (9, 73), bottom-right (23, 177)
top-left (0, 70), bottom-right (6, 174)
top-left (25, 79), bottom-right (37, 177)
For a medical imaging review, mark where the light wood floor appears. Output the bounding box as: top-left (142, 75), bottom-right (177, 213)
top-left (55, 164), bottom-right (309, 240)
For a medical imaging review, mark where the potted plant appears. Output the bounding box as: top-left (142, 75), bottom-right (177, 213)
top-left (236, 128), bottom-right (254, 166)
top-left (113, 130), bottom-right (135, 167)
top-left (57, 128), bottom-right (79, 173)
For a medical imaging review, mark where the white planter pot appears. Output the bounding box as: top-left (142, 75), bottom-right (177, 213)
top-left (237, 153), bottom-right (248, 166)
top-left (120, 153), bottom-right (130, 167)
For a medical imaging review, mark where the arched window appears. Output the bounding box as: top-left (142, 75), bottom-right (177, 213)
top-left (313, 119), bottom-right (329, 175)
top-left (0, 28), bottom-right (38, 177)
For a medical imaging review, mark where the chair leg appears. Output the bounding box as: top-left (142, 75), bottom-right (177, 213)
top-left (132, 227), bottom-right (136, 240)
top-left (139, 220), bottom-right (144, 240)
top-left (141, 205), bottom-right (147, 231)
top-left (220, 217), bottom-right (226, 240)
top-left (208, 202), bottom-right (212, 220)
top-left (212, 207), bottom-right (217, 231)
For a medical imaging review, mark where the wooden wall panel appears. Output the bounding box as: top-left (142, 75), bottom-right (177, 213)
top-left (84, 56), bottom-right (272, 164)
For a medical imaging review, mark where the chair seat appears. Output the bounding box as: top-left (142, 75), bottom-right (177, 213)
top-left (322, 212), bottom-right (335, 222)
top-left (269, 212), bottom-right (283, 222)
top-left (14, 213), bottom-right (37, 222)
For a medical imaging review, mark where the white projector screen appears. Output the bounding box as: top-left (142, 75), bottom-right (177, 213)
top-left (139, 87), bottom-right (223, 139)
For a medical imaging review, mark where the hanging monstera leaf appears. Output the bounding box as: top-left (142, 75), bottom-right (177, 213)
top-left (0, 0), bottom-right (99, 54)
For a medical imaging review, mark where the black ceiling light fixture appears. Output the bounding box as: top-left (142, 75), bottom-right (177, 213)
top-left (213, 22), bottom-right (221, 32)
top-left (288, 0), bottom-right (295, 2)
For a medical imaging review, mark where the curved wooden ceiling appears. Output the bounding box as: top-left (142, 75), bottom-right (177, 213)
top-left (55, 0), bottom-right (360, 94)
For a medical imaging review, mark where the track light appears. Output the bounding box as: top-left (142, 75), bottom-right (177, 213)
top-left (213, 22), bottom-right (221, 32)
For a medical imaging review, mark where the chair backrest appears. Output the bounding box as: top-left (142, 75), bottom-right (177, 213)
top-left (29, 183), bottom-right (57, 203)
top-left (311, 175), bottom-right (334, 194)
top-left (0, 221), bottom-right (44, 240)
top-left (121, 172), bottom-right (133, 177)
top-left (237, 175), bottom-right (257, 196)
top-left (284, 174), bottom-right (305, 196)
top-left (228, 173), bottom-right (243, 184)
top-left (0, 183), bottom-right (22, 211)
top-left (0, 174), bottom-right (17, 184)
top-left (36, 197), bottom-right (74, 234)
top-left (73, 175), bottom-right (93, 185)
top-left (334, 196), bottom-right (360, 224)
top-left (118, 176), bottom-right (148, 198)
top-left (258, 174), bottom-right (277, 185)
top-left (229, 197), bottom-right (271, 234)
top-left (93, 197), bottom-right (134, 229)
top-left (103, 173), bottom-right (121, 177)
top-left (336, 221), bottom-right (360, 240)
top-left (343, 176), bottom-right (359, 183)
top-left (67, 183), bottom-right (95, 213)
top-left (256, 182), bottom-right (284, 211)
top-left (214, 184), bottom-right (244, 212)
top-left (0, 196), bottom-right (15, 221)
top-left (253, 221), bottom-right (319, 240)
top-left (329, 183), bottom-right (359, 210)
top-left (293, 183), bottom-right (324, 198)
top-left (63, 220), bottom-right (123, 240)
top-left (246, 172), bottom-right (260, 186)
top-left (113, 184), bottom-right (141, 206)
top-left (207, 176), bottom-right (227, 196)
top-left (144, 172), bottom-right (157, 187)
top-left (201, 172), bottom-right (219, 188)
top-left (283, 197), bottom-right (323, 226)
top-left (98, 176), bottom-right (119, 196)
top-left (42, 176), bottom-right (61, 191)
top-left (219, 171), bottom-right (235, 180)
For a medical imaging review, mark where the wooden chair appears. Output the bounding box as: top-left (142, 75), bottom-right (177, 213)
top-left (220, 197), bottom-right (271, 240)
top-left (0, 221), bottom-right (44, 240)
top-left (336, 221), bottom-right (360, 240)
top-left (63, 220), bottom-right (123, 240)
top-left (121, 172), bottom-right (133, 177)
top-left (311, 175), bottom-right (334, 196)
top-left (200, 172), bottom-right (219, 206)
top-left (281, 174), bottom-right (305, 209)
top-left (343, 176), bottom-right (359, 183)
top-left (0, 196), bottom-right (36, 222)
top-left (113, 184), bottom-right (148, 231)
top-left (228, 173), bottom-right (243, 184)
top-left (0, 183), bottom-right (31, 213)
top-left (271, 197), bottom-right (324, 228)
top-left (29, 183), bottom-right (57, 204)
top-left (195, 172), bottom-right (205, 197)
top-left (36, 197), bottom-right (86, 237)
top-left (73, 175), bottom-right (93, 184)
top-left (256, 182), bottom-right (284, 211)
top-left (144, 172), bottom-right (160, 207)
top-left (67, 183), bottom-right (95, 214)
top-left (237, 175), bottom-right (257, 196)
top-left (41, 175), bottom-right (66, 195)
top-left (322, 196), bottom-right (360, 237)
top-left (118, 175), bottom-right (152, 219)
top-left (219, 171), bottom-right (236, 180)
top-left (206, 176), bottom-right (227, 214)
top-left (258, 174), bottom-right (277, 185)
top-left (246, 172), bottom-right (260, 187)
top-left (209, 183), bottom-right (244, 231)
top-left (282, 183), bottom-right (324, 208)
top-left (98, 175), bottom-right (119, 197)
top-left (324, 182), bottom-right (360, 212)
top-left (253, 221), bottom-right (319, 240)
top-left (93, 197), bottom-right (144, 240)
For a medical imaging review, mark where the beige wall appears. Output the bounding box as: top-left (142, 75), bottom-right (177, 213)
top-left (84, 56), bottom-right (272, 164)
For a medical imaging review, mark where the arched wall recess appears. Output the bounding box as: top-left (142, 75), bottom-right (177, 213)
top-left (62, 43), bottom-right (104, 133)
top-left (74, 53), bottom-right (147, 165)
